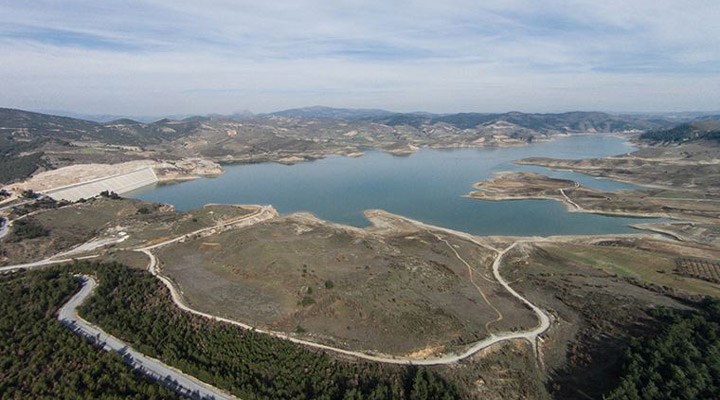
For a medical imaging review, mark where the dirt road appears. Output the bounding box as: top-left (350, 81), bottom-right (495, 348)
top-left (139, 209), bottom-right (551, 365)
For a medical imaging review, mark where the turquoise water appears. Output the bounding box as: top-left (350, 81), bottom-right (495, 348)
top-left (128, 135), bottom-right (661, 236)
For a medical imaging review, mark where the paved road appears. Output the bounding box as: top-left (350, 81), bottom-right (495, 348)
top-left (0, 255), bottom-right (100, 273)
top-left (0, 199), bottom-right (32, 212)
top-left (58, 275), bottom-right (238, 400)
top-left (14, 202), bottom-right (551, 367)
top-left (0, 217), bottom-right (9, 240)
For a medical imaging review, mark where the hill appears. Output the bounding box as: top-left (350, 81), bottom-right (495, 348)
top-left (640, 120), bottom-right (720, 143)
top-left (0, 107), bottom-right (682, 186)
top-left (0, 108), bottom-right (202, 146)
top-left (367, 111), bottom-right (671, 132)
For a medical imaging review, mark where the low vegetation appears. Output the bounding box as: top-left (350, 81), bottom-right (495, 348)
top-left (0, 269), bottom-right (177, 399)
top-left (75, 261), bottom-right (461, 400)
top-left (503, 242), bottom-right (688, 399)
top-left (7, 218), bottom-right (49, 242)
top-left (156, 213), bottom-right (535, 354)
top-left (0, 197), bottom-right (255, 266)
top-left (470, 171), bottom-right (720, 222)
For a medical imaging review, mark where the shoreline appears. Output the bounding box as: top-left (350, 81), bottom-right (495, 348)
top-left (1, 202), bottom-right (699, 362)
top-left (8, 132), bottom-right (679, 240)
top-left (465, 192), bottom-right (673, 219)
top-left (9, 131), bottom-right (636, 197)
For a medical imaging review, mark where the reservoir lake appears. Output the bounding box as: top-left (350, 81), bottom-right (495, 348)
top-left (128, 135), bottom-right (663, 236)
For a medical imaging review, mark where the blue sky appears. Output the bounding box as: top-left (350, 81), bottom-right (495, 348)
top-left (1, 0), bottom-right (719, 115)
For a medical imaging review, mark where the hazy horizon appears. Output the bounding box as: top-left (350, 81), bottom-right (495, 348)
top-left (2, 1), bottom-right (719, 115)
top-left (19, 105), bottom-right (720, 123)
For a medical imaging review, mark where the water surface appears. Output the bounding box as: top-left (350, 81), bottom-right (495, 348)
top-left (129, 135), bottom-right (660, 236)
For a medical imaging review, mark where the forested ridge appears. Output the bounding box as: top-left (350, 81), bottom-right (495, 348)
top-left (73, 261), bottom-right (461, 400)
top-left (640, 123), bottom-right (720, 143)
top-left (0, 135), bottom-right (48, 183)
top-left (606, 298), bottom-right (720, 399)
top-left (0, 269), bottom-right (178, 399)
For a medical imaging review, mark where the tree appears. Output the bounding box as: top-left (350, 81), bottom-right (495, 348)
top-left (21, 189), bottom-right (39, 199)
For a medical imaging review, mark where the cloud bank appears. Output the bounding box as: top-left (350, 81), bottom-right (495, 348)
top-left (1, 0), bottom-right (719, 115)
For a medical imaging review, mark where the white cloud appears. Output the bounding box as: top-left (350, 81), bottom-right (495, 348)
top-left (0, 1), bottom-right (718, 114)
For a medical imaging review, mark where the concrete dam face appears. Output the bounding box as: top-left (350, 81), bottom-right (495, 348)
top-left (44, 167), bottom-right (158, 202)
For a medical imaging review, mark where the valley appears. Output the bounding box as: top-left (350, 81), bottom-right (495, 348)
top-left (4, 1), bottom-right (719, 398)
top-left (1, 108), bottom-right (719, 400)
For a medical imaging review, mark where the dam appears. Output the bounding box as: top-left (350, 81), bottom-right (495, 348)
top-left (44, 167), bottom-right (158, 202)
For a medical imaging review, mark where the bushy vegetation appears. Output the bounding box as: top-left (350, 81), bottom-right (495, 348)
top-left (0, 152), bottom-right (46, 184)
top-left (0, 269), bottom-right (177, 399)
top-left (137, 206), bottom-right (152, 214)
top-left (7, 218), bottom-right (49, 242)
top-left (76, 262), bottom-right (461, 400)
top-left (0, 134), bottom-right (50, 183)
top-left (21, 189), bottom-right (40, 199)
top-left (606, 298), bottom-right (720, 399)
top-left (99, 190), bottom-right (122, 199)
top-left (8, 197), bottom-right (67, 219)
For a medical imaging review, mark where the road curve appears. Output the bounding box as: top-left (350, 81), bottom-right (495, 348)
top-left (10, 202), bottom-right (552, 366)
top-left (58, 275), bottom-right (238, 400)
top-left (0, 205), bottom-right (272, 273)
top-left (140, 208), bottom-right (552, 365)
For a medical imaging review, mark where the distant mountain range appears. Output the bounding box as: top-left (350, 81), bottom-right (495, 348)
top-left (363, 111), bottom-right (676, 132)
top-left (1, 105), bottom-right (718, 185)
top-left (31, 105), bottom-right (720, 126)
top-left (1, 107), bottom-right (708, 150)
top-left (31, 110), bottom-right (193, 124)
top-left (267, 106), bottom-right (396, 119)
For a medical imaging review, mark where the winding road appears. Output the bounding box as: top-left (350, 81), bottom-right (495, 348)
top-left (137, 209), bottom-right (551, 365)
top-left (6, 203), bottom-right (551, 368)
top-left (58, 275), bottom-right (237, 400)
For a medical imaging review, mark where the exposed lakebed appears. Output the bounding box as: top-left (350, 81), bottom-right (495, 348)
top-left (129, 135), bottom-right (663, 236)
